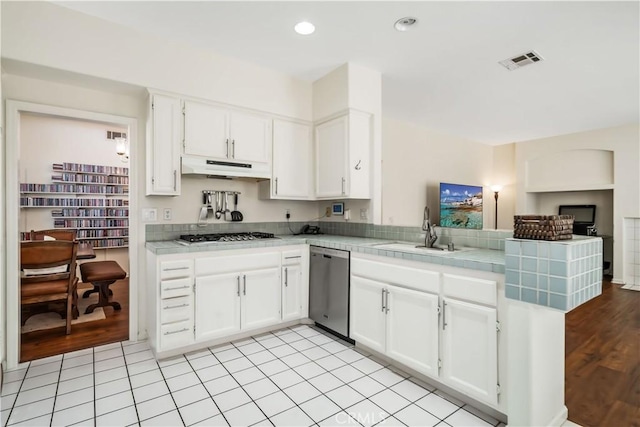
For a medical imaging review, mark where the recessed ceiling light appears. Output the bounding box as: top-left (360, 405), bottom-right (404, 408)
top-left (294, 21), bottom-right (315, 35)
top-left (394, 17), bottom-right (417, 32)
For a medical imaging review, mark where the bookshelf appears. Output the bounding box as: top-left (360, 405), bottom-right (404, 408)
top-left (20, 162), bottom-right (129, 249)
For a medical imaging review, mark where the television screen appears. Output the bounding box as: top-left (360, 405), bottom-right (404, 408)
top-left (440, 183), bottom-right (483, 229)
top-left (558, 205), bottom-right (596, 224)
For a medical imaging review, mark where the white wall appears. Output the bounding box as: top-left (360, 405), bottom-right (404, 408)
top-left (515, 124), bottom-right (640, 282)
top-left (19, 114), bottom-right (130, 272)
top-left (380, 117), bottom-right (497, 228)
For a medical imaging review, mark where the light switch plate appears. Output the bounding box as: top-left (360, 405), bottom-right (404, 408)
top-left (142, 208), bottom-right (157, 222)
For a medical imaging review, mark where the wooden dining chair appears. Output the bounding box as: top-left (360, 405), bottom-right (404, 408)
top-left (30, 229), bottom-right (77, 241)
top-left (20, 240), bottom-right (79, 335)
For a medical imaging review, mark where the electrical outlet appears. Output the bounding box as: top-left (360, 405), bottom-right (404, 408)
top-left (163, 208), bottom-right (172, 221)
top-left (285, 209), bottom-right (291, 219)
top-left (360, 208), bottom-right (368, 220)
top-left (326, 206), bottom-right (332, 217)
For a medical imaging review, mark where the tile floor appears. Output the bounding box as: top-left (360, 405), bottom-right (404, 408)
top-left (1, 325), bottom-right (505, 427)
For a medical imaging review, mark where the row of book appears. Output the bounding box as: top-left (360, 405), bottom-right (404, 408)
top-left (53, 162), bottom-right (129, 176)
top-left (51, 208), bottom-right (129, 217)
top-left (53, 219), bottom-right (129, 228)
top-left (20, 198), bottom-right (129, 207)
top-left (21, 183), bottom-right (128, 194)
top-left (52, 173), bottom-right (129, 184)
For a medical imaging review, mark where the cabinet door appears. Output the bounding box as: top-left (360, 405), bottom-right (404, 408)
top-left (282, 264), bottom-right (302, 321)
top-left (386, 286), bottom-right (440, 378)
top-left (272, 120), bottom-right (311, 199)
top-left (229, 111), bottom-right (271, 163)
top-left (148, 94), bottom-right (181, 195)
top-left (241, 267), bottom-right (281, 331)
top-left (315, 116), bottom-right (348, 198)
top-left (183, 101), bottom-right (229, 159)
top-left (349, 276), bottom-right (386, 354)
top-left (195, 273), bottom-right (241, 342)
top-left (441, 298), bottom-right (498, 405)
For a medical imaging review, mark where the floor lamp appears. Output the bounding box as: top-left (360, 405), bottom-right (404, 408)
top-left (491, 185), bottom-right (502, 229)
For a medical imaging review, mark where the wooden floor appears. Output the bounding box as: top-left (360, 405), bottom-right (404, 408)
top-left (565, 278), bottom-right (640, 427)
top-left (20, 279), bottom-right (129, 363)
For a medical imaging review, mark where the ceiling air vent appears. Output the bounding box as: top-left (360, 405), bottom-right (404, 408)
top-left (499, 50), bottom-right (544, 71)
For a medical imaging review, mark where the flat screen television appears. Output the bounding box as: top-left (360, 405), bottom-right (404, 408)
top-left (439, 182), bottom-right (483, 229)
top-left (558, 205), bottom-right (596, 235)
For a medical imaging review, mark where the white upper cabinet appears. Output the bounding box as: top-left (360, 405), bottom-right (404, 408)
top-left (183, 101), bottom-right (229, 159)
top-left (183, 100), bottom-right (271, 164)
top-left (270, 119), bottom-right (312, 199)
top-left (315, 110), bottom-right (371, 199)
top-left (147, 93), bottom-right (181, 196)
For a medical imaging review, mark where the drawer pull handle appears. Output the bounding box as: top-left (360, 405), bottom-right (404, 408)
top-left (163, 303), bottom-right (189, 310)
top-left (164, 328), bottom-right (189, 335)
top-left (284, 256), bottom-right (301, 259)
top-left (165, 285), bottom-right (190, 291)
top-left (163, 267), bottom-right (189, 271)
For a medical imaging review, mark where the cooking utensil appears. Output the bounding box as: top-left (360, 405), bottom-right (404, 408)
top-left (215, 192), bottom-right (222, 219)
top-left (223, 192), bottom-right (232, 221)
top-left (231, 193), bottom-right (243, 222)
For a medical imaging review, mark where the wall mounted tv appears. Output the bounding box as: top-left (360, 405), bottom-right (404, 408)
top-left (439, 182), bottom-right (483, 229)
top-left (558, 204), bottom-right (596, 235)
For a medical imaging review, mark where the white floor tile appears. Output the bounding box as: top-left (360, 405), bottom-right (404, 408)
top-left (95, 377), bottom-right (132, 399)
top-left (197, 363), bottom-right (229, 382)
top-left (325, 385), bottom-right (366, 409)
top-left (21, 371), bottom-right (59, 391)
top-left (128, 359), bottom-right (161, 376)
top-left (25, 361), bottom-right (61, 378)
top-left (59, 363), bottom-right (93, 382)
top-left (95, 390), bottom-right (135, 416)
top-left (270, 406), bottom-right (314, 427)
top-left (283, 380), bottom-right (322, 405)
top-left (223, 357), bottom-right (253, 373)
top-left (158, 355), bottom-right (186, 368)
top-left (2, 368), bottom-right (27, 384)
top-left (376, 416), bottom-right (406, 426)
top-left (317, 411), bottom-right (354, 427)
top-left (213, 387), bottom-right (252, 412)
top-left (136, 393), bottom-right (177, 421)
top-left (289, 339), bottom-right (316, 352)
top-left (308, 372), bottom-right (343, 393)
top-left (277, 332), bottom-right (305, 344)
top-left (94, 347), bottom-right (124, 362)
top-left (231, 366), bottom-right (265, 385)
top-left (299, 395), bottom-right (342, 422)
top-left (8, 413), bottom-right (52, 426)
top-left (223, 401), bottom-right (266, 427)
top-left (94, 356), bottom-right (125, 373)
top-left (61, 354), bottom-right (93, 370)
top-left (51, 401), bottom-right (94, 426)
top-left (184, 348), bottom-right (213, 360)
top-left (320, 341), bottom-right (351, 354)
top-left (346, 399), bottom-right (388, 427)
top-left (257, 336), bottom-right (286, 349)
top-left (7, 397), bottom-right (54, 424)
top-left (130, 368), bottom-right (165, 389)
top-left (295, 327), bottom-right (321, 338)
top-left (62, 348), bottom-right (93, 360)
top-left (255, 390), bottom-right (296, 418)
top-left (370, 389), bottom-right (411, 415)
top-left (140, 409), bottom-right (183, 426)
top-left (204, 375), bottom-right (239, 396)
top-left (280, 352), bottom-right (312, 368)
top-left (308, 334), bottom-right (335, 346)
top-left (54, 386), bottom-right (94, 411)
top-left (246, 350), bottom-right (277, 366)
top-left (132, 380), bottom-right (170, 403)
top-left (215, 348), bottom-right (244, 363)
top-left (270, 369), bottom-right (305, 389)
top-left (94, 342), bottom-right (122, 353)
top-left (243, 377), bottom-right (280, 400)
top-left (351, 357), bottom-right (384, 375)
top-left (301, 346), bottom-right (331, 360)
top-left (192, 413), bottom-right (229, 426)
top-left (14, 383), bottom-right (57, 407)
top-left (210, 343), bottom-right (235, 353)
top-left (95, 405), bottom-right (138, 427)
top-left (237, 342), bottom-right (264, 356)
top-left (258, 359), bottom-right (290, 376)
top-left (445, 408), bottom-right (493, 427)
top-left (269, 344), bottom-right (298, 358)
top-left (1, 393), bottom-right (17, 411)
top-left (293, 362), bottom-right (326, 380)
top-left (161, 361), bottom-right (194, 379)
top-left (1, 409), bottom-right (10, 426)
top-left (123, 341), bottom-right (152, 355)
top-left (95, 365), bottom-right (129, 385)
top-left (390, 379), bottom-right (431, 402)
top-left (172, 384), bottom-right (210, 408)
top-left (433, 389), bottom-right (465, 407)
top-left (370, 368), bottom-right (405, 387)
top-left (349, 376), bottom-right (386, 398)
top-left (189, 354), bottom-right (221, 371)
top-left (167, 371), bottom-right (201, 392)
top-left (315, 354), bottom-right (347, 371)
top-left (125, 349), bottom-right (155, 364)
top-left (394, 404), bottom-right (440, 427)
top-left (331, 364), bottom-right (366, 383)
top-left (334, 348), bottom-right (366, 364)
top-left (1, 381), bottom-right (21, 397)
top-left (416, 393), bottom-right (459, 419)
top-left (30, 354), bottom-right (63, 366)
top-left (179, 397), bottom-right (220, 426)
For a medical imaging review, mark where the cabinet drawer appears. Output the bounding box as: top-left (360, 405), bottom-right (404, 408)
top-left (351, 258), bottom-right (440, 294)
top-left (161, 277), bottom-right (192, 299)
top-left (442, 274), bottom-right (496, 306)
top-left (160, 320), bottom-right (192, 350)
top-left (160, 259), bottom-right (193, 280)
top-left (196, 252), bottom-right (279, 276)
top-left (282, 250), bottom-right (304, 266)
top-left (160, 296), bottom-right (192, 324)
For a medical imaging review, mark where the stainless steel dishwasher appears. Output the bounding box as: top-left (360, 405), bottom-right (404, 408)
top-left (309, 246), bottom-right (351, 340)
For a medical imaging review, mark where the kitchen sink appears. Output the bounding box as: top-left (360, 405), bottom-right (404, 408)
top-left (370, 242), bottom-right (475, 255)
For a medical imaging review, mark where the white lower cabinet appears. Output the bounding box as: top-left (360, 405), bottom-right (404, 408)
top-left (282, 263), bottom-right (303, 321)
top-left (441, 297), bottom-right (498, 405)
top-left (241, 268), bottom-right (281, 330)
top-left (194, 272), bottom-right (242, 342)
top-left (350, 277), bottom-right (439, 376)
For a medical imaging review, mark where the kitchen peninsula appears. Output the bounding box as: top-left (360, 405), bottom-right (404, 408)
top-left (147, 228), bottom-right (603, 427)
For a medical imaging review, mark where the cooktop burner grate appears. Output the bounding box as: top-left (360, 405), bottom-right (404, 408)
top-left (179, 232), bottom-right (276, 243)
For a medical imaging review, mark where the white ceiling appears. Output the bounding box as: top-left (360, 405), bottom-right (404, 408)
top-left (57, 1), bottom-right (639, 145)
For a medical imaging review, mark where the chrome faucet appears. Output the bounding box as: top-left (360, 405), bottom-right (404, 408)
top-left (422, 206), bottom-right (438, 248)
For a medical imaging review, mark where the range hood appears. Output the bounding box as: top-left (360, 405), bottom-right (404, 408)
top-left (181, 155), bottom-right (270, 179)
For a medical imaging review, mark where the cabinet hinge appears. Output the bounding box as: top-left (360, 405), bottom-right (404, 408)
top-left (437, 304), bottom-right (441, 315)
top-left (151, 177), bottom-right (155, 184)
top-left (496, 320), bottom-right (501, 332)
top-left (437, 359), bottom-right (442, 369)
top-left (497, 383), bottom-right (501, 395)
top-left (151, 102), bottom-right (154, 110)
top-left (182, 106), bottom-right (185, 115)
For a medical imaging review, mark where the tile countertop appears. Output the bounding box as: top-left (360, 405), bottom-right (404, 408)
top-left (146, 234), bottom-right (507, 274)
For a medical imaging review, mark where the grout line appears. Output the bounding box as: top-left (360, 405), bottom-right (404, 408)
top-left (186, 349), bottom-right (231, 427)
top-left (153, 355), bottom-right (188, 426)
top-left (120, 342), bottom-right (141, 426)
top-left (48, 353), bottom-right (65, 427)
top-left (4, 361), bottom-right (30, 426)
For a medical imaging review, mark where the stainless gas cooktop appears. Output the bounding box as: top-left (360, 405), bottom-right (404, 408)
top-left (178, 232), bottom-right (277, 244)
